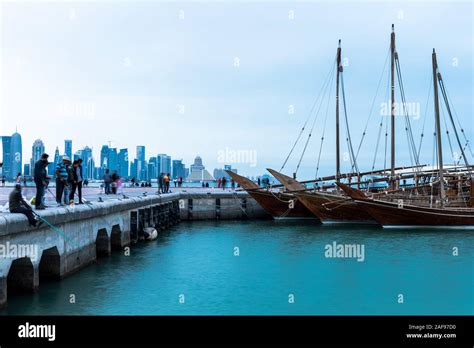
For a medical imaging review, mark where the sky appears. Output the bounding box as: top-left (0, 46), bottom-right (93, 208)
top-left (0, 0), bottom-right (472, 178)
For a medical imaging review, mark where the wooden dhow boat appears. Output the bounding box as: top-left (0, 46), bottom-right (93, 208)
top-left (225, 170), bottom-right (317, 220)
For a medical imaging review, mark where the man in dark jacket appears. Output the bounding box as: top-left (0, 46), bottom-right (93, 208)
top-left (34, 153), bottom-right (49, 209)
top-left (68, 160), bottom-right (79, 204)
top-left (9, 184), bottom-right (43, 227)
top-left (76, 158), bottom-right (84, 204)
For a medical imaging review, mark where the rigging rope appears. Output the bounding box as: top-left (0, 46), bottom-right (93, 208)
top-left (395, 55), bottom-right (421, 169)
top-left (340, 73), bottom-right (359, 173)
top-left (354, 47), bottom-right (391, 162)
top-left (295, 62), bottom-right (336, 175)
top-left (280, 56), bottom-right (336, 172)
top-left (417, 74), bottom-right (432, 160)
top-left (437, 74), bottom-right (470, 169)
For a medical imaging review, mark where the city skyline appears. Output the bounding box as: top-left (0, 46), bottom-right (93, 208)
top-left (0, 130), bottom-right (244, 181)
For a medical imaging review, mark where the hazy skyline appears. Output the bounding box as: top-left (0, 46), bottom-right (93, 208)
top-left (1, 0), bottom-right (472, 177)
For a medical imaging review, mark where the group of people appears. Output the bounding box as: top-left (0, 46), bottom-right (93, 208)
top-left (5, 152), bottom-right (85, 228)
top-left (54, 155), bottom-right (85, 206)
top-left (158, 173), bottom-right (172, 193)
top-left (102, 169), bottom-right (123, 194)
top-left (217, 177), bottom-right (235, 190)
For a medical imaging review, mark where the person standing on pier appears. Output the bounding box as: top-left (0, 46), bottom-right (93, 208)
top-left (257, 177), bottom-right (261, 187)
top-left (165, 173), bottom-right (171, 193)
top-left (9, 183), bottom-right (43, 227)
top-left (221, 176), bottom-right (227, 190)
top-left (76, 159), bottom-right (84, 204)
top-left (103, 169), bottom-right (112, 194)
top-left (158, 173), bottom-right (164, 193)
top-left (68, 160), bottom-right (79, 204)
top-left (217, 177), bottom-right (221, 188)
top-left (33, 153), bottom-right (49, 210)
top-left (1, 176), bottom-right (5, 187)
top-left (111, 171), bottom-right (118, 194)
top-left (55, 155), bottom-right (71, 207)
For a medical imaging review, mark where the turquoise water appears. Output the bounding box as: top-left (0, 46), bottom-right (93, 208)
top-left (2, 220), bottom-right (473, 315)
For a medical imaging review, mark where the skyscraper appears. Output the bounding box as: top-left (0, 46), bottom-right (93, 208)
top-left (64, 140), bottom-right (72, 160)
top-left (172, 159), bottom-right (185, 179)
top-left (136, 146), bottom-right (145, 180)
top-left (157, 153), bottom-right (171, 175)
top-left (50, 147), bottom-right (60, 176)
top-left (100, 145), bottom-right (110, 176)
top-left (147, 162), bottom-right (156, 181)
top-left (53, 147), bottom-right (60, 165)
top-left (1, 136), bottom-right (12, 180)
top-left (149, 157), bottom-right (157, 178)
top-left (10, 131), bottom-right (22, 178)
top-left (81, 146), bottom-right (93, 180)
top-left (130, 159), bottom-right (138, 180)
top-left (31, 139), bottom-right (45, 178)
top-left (118, 148), bottom-right (129, 178)
top-left (108, 148), bottom-right (118, 173)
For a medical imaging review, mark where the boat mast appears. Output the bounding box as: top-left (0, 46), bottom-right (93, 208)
top-left (432, 49), bottom-right (445, 203)
top-left (390, 24), bottom-right (396, 189)
top-left (336, 40), bottom-right (342, 183)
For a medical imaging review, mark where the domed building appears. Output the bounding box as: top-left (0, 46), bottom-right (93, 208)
top-left (187, 155), bottom-right (214, 182)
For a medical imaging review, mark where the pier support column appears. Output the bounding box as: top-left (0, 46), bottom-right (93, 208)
top-left (0, 277), bottom-right (6, 308)
top-left (7, 257), bottom-right (38, 294)
top-left (96, 228), bottom-right (111, 257)
top-left (111, 224), bottom-right (127, 250)
top-left (39, 246), bottom-right (63, 280)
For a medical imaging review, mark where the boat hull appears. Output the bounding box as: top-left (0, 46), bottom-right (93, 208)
top-left (294, 191), bottom-right (376, 224)
top-left (353, 199), bottom-right (474, 228)
top-left (247, 190), bottom-right (318, 220)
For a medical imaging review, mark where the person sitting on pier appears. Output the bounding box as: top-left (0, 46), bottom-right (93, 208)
top-left (9, 183), bottom-right (43, 227)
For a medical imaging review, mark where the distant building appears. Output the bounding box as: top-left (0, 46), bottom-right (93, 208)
top-left (64, 140), bottom-right (72, 160)
top-left (1, 136), bottom-right (12, 180)
top-left (149, 157), bottom-right (157, 178)
top-left (213, 165), bottom-right (237, 181)
top-left (53, 147), bottom-right (60, 165)
top-left (31, 139), bottom-right (45, 178)
top-left (100, 145), bottom-right (109, 176)
top-left (87, 157), bottom-right (95, 179)
top-left (130, 159), bottom-right (138, 180)
top-left (157, 154), bottom-right (171, 175)
top-left (147, 162), bottom-right (156, 181)
top-left (136, 146), bottom-right (146, 180)
top-left (187, 156), bottom-right (214, 182)
top-left (10, 131), bottom-right (22, 179)
top-left (23, 164), bottom-right (30, 176)
top-left (172, 159), bottom-right (185, 179)
top-left (118, 148), bottom-right (129, 179)
top-left (81, 146), bottom-right (93, 180)
top-left (108, 148), bottom-right (118, 173)
top-left (50, 147), bottom-right (60, 176)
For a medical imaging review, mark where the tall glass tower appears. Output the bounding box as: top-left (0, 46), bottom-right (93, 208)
top-left (65, 140), bottom-right (72, 160)
top-left (1, 136), bottom-right (12, 180)
top-left (10, 131), bottom-right (22, 179)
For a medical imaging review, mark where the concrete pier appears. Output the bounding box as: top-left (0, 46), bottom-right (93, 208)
top-left (0, 192), bottom-right (269, 308)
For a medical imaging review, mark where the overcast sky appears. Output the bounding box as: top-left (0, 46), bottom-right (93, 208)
top-left (1, 0), bottom-right (472, 178)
